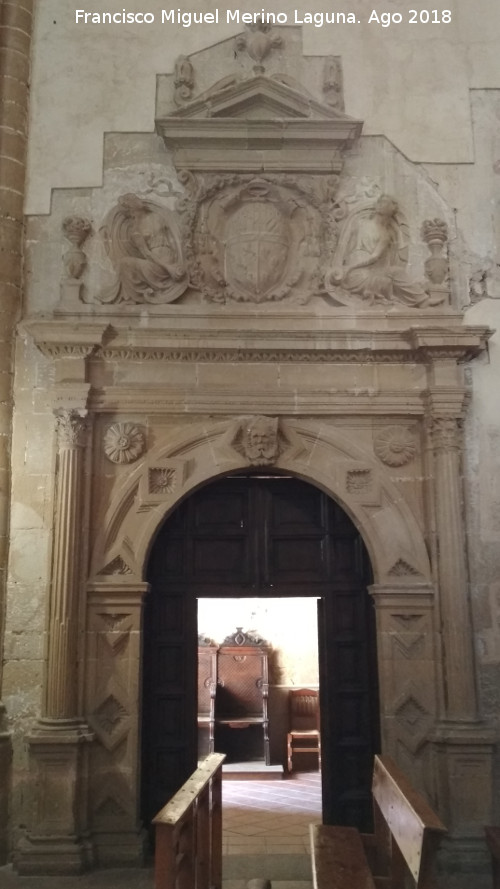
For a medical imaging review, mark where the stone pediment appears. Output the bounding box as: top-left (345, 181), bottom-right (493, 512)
top-left (156, 72), bottom-right (362, 173)
top-left (168, 74), bottom-right (354, 122)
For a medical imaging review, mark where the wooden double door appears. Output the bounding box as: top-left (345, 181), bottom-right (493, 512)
top-left (142, 475), bottom-right (380, 829)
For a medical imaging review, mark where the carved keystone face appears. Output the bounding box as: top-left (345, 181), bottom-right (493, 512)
top-left (245, 417), bottom-right (279, 465)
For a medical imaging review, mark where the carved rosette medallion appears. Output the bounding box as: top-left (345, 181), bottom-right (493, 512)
top-left (55, 409), bottom-right (88, 449)
top-left (181, 174), bottom-right (328, 304)
top-left (104, 423), bottom-right (146, 464)
top-left (430, 416), bottom-right (462, 453)
top-left (374, 426), bottom-right (419, 467)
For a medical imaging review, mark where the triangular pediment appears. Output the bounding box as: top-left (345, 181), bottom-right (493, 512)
top-left (168, 74), bottom-right (353, 122)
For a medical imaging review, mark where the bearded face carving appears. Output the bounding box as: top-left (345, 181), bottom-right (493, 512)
top-left (238, 416), bottom-right (280, 466)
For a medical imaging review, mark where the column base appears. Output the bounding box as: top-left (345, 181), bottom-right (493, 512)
top-left (431, 718), bottom-right (496, 876)
top-left (15, 834), bottom-right (94, 876)
top-left (436, 836), bottom-right (491, 889)
top-left (93, 829), bottom-right (147, 868)
top-left (16, 719), bottom-right (95, 875)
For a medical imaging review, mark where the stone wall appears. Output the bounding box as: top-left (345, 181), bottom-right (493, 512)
top-left (0, 2), bottom-right (499, 879)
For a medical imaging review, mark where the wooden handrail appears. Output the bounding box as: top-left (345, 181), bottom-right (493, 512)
top-left (153, 753), bottom-right (226, 889)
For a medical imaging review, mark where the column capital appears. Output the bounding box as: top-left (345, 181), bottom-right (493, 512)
top-left (428, 415), bottom-right (463, 453)
top-left (54, 408), bottom-right (88, 450)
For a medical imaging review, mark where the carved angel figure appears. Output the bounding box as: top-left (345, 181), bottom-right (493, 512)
top-left (325, 195), bottom-right (441, 307)
top-left (97, 193), bottom-right (188, 304)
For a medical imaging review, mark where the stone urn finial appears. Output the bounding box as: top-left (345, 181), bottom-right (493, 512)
top-left (235, 19), bottom-right (282, 74)
top-left (62, 216), bottom-right (91, 280)
top-left (421, 218), bottom-right (448, 285)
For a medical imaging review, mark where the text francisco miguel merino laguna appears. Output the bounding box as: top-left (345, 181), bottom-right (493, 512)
top-left (75, 8), bottom-right (361, 25)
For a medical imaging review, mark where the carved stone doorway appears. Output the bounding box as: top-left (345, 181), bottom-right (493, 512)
top-left (141, 473), bottom-right (380, 832)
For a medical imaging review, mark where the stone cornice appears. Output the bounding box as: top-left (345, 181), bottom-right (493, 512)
top-left (23, 317), bottom-right (493, 365)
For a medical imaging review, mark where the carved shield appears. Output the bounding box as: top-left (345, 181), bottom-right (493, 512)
top-left (224, 201), bottom-right (289, 300)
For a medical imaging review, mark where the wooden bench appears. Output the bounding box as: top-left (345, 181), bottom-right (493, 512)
top-left (485, 826), bottom-right (500, 889)
top-left (310, 755), bottom-right (447, 889)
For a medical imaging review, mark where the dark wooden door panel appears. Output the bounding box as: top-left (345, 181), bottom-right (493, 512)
top-left (142, 474), bottom-right (380, 832)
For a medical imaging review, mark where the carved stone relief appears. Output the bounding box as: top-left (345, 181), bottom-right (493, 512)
top-left (373, 425), bottom-right (419, 467)
top-left (173, 55), bottom-right (194, 105)
top-left (235, 19), bottom-right (282, 72)
top-left (180, 173), bottom-right (328, 304)
top-left (89, 693), bottom-right (131, 752)
top-left (61, 216), bottom-right (91, 280)
top-left (388, 558), bottom-right (421, 577)
top-left (96, 194), bottom-right (188, 305)
top-left (103, 423), bottom-right (146, 464)
top-left (324, 195), bottom-right (446, 308)
top-left (231, 415), bottom-right (282, 466)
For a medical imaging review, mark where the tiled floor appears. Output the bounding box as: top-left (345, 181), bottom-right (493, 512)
top-left (223, 770), bottom-right (322, 856)
top-left (0, 772), bottom-right (321, 888)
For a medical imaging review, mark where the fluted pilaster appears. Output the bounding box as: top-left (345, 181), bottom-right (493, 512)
top-left (429, 414), bottom-right (477, 721)
top-left (43, 409), bottom-right (88, 721)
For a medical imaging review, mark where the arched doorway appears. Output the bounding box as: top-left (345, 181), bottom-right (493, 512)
top-left (141, 474), bottom-right (380, 831)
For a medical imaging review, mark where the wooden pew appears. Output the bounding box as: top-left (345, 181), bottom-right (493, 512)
top-left (310, 755), bottom-right (447, 889)
top-left (363, 755), bottom-right (447, 889)
top-left (485, 826), bottom-right (500, 889)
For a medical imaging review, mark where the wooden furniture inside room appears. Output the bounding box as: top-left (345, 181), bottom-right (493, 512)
top-left (287, 687), bottom-right (321, 772)
top-left (197, 639), bottom-right (218, 757)
top-left (213, 628), bottom-right (270, 765)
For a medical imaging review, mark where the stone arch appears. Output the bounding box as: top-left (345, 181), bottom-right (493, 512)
top-left (90, 416), bottom-right (431, 588)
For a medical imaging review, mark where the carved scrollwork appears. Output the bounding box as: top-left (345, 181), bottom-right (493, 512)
top-left (104, 423), bottom-right (145, 464)
top-left (96, 194), bottom-right (188, 305)
top-left (174, 55), bottom-right (194, 105)
top-left (374, 425), bottom-right (419, 467)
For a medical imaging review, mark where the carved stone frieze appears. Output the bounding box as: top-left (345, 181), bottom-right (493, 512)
top-left (231, 415), bottom-right (282, 466)
top-left (96, 194), bottom-right (188, 305)
top-left (324, 194), bottom-right (446, 308)
top-left (394, 688), bottom-right (432, 753)
top-left (103, 423), bottom-right (146, 464)
top-left (374, 425), bottom-right (419, 467)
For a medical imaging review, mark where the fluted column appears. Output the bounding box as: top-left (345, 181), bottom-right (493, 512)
top-left (429, 414), bottom-right (477, 721)
top-left (43, 409), bottom-right (88, 722)
top-left (18, 408), bottom-right (94, 875)
top-left (428, 405), bottom-right (495, 873)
